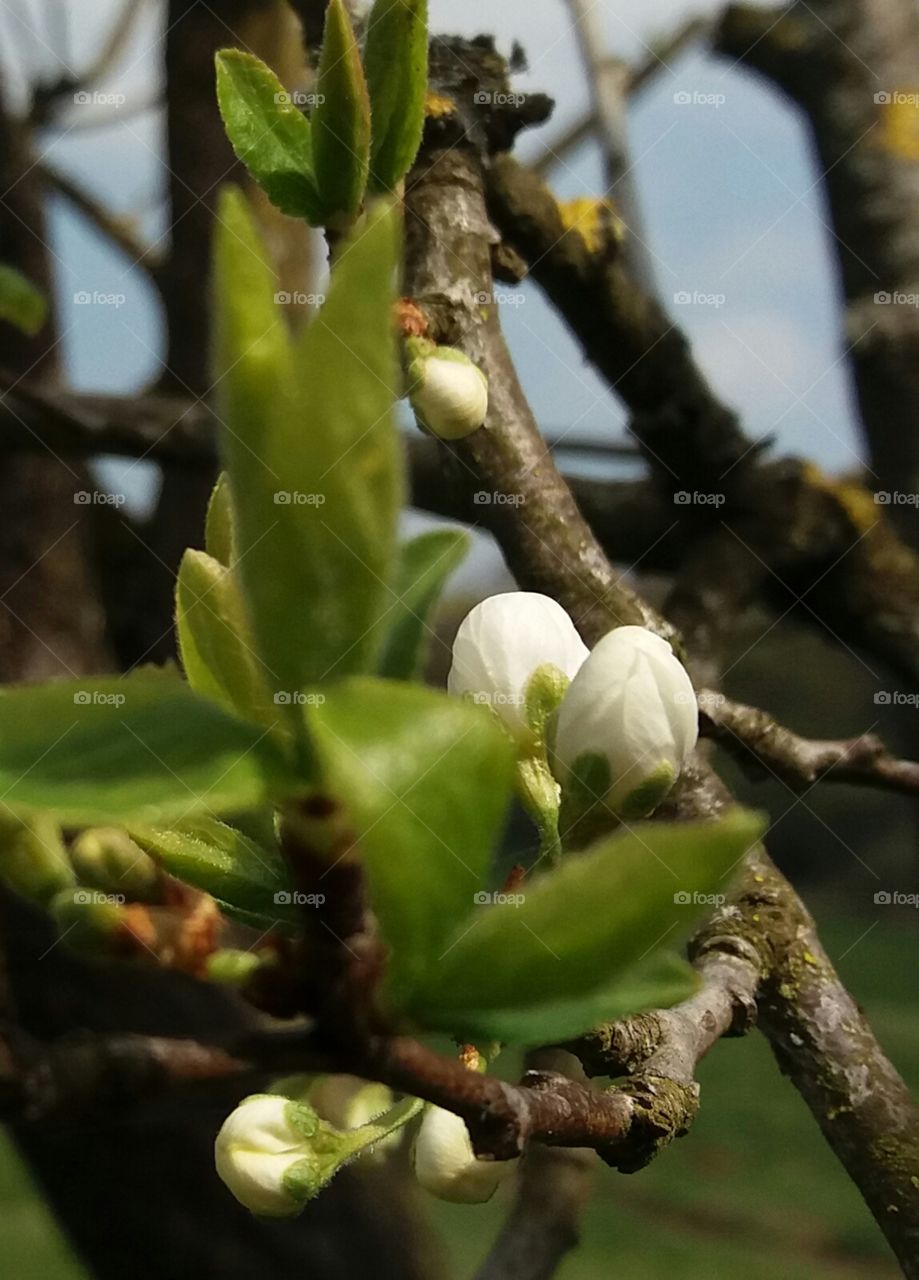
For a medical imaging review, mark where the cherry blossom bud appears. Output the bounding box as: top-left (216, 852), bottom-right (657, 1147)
top-left (413, 1106), bottom-right (517, 1203)
top-left (447, 592), bottom-right (589, 744)
top-left (215, 1094), bottom-right (324, 1217)
top-left (553, 625), bottom-right (698, 818)
top-left (406, 337), bottom-right (488, 439)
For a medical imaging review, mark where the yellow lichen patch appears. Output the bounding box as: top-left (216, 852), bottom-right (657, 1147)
top-left (557, 197), bottom-right (623, 256)
top-left (425, 90), bottom-right (456, 119)
top-left (877, 94), bottom-right (919, 161)
top-left (801, 461), bottom-right (880, 534)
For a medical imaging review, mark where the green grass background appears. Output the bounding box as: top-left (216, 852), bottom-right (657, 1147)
top-left (1, 910), bottom-right (914, 1278)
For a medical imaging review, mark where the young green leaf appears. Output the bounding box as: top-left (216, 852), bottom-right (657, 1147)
top-left (312, 0), bottom-right (371, 223)
top-left (205, 472), bottom-right (238, 567)
top-left (176, 549), bottom-right (278, 730)
top-left (214, 191), bottom-right (404, 719)
top-left (307, 677), bottom-right (515, 1000)
top-left (405, 808), bottom-right (764, 1040)
top-left (0, 264), bottom-right (47, 336)
top-left (363, 0), bottom-right (428, 193)
top-left (130, 817), bottom-right (297, 928)
top-left (216, 49), bottom-right (322, 222)
top-left (378, 528), bottom-right (468, 680)
top-left (425, 951), bottom-right (699, 1045)
top-left (0, 669), bottom-right (293, 826)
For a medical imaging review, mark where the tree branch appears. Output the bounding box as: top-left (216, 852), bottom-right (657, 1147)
top-left (701, 694), bottom-right (919, 794)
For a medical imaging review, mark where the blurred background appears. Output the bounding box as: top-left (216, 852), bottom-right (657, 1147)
top-left (0, 0), bottom-right (915, 1277)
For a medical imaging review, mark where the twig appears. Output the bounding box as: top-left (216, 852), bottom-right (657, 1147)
top-left (563, 0), bottom-right (656, 294)
top-left (701, 695), bottom-right (919, 795)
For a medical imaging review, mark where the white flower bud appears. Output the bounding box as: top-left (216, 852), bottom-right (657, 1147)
top-left (553, 625), bottom-right (698, 817)
top-left (448, 592), bottom-right (589, 742)
top-left (215, 1094), bottom-right (321, 1217)
top-left (406, 337), bottom-right (488, 439)
top-left (413, 1106), bottom-right (517, 1203)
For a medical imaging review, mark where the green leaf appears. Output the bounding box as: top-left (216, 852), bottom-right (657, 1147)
top-left (406, 809), bottom-right (764, 1040)
top-left (129, 817), bottom-right (297, 927)
top-left (308, 677), bottom-right (515, 999)
top-left (426, 952), bottom-right (699, 1045)
top-left (0, 265), bottom-right (47, 335)
top-left (313, 0), bottom-right (371, 223)
top-left (216, 49), bottom-right (323, 222)
top-left (205, 472), bottom-right (238, 567)
top-left (176, 548), bottom-right (278, 730)
top-left (215, 191), bottom-right (404, 722)
top-left (0, 669), bottom-right (293, 826)
top-left (378, 528), bottom-right (468, 680)
top-left (363, 0), bottom-right (428, 193)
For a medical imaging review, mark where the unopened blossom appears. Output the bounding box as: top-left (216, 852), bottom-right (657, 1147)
top-left (414, 1106), bottom-right (517, 1203)
top-left (406, 337), bottom-right (488, 439)
top-left (447, 592), bottom-right (589, 741)
top-left (553, 625), bottom-right (698, 817)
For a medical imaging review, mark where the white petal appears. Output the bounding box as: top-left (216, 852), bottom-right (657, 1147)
top-left (414, 1107), bottom-right (516, 1204)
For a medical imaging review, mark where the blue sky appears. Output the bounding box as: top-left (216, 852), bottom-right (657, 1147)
top-left (0, 0), bottom-right (865, 522)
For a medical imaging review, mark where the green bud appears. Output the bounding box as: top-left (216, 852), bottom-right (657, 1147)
top-left (71, 827), bottom-right (160, 902)
top-left (206, 948), bottom-right (271, 987)
top-left (49, 887), bottom-right (125, 958)
top-left (0, 814), bottom-right (73, 905)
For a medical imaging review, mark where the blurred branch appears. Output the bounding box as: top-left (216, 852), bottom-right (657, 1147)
top-left (30, 0), bottom-right (149, 126)
top-left (563, 0), bottom-right (656, 293)
top-left (532, 15), bottom-right (710, 175)
top-left (715, 0), bottom-right (919, 552)
top-left (38, 159), bottom-right (164, 285)
top-left (701, 695), bottom-right (919, 794)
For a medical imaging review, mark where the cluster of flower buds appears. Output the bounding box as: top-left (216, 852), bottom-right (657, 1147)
top-left (447, 593), bottom-right (698, 825)
top-left (405, 337), bottom-right (489, 440)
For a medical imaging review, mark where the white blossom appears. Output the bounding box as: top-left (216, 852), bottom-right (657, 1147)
top-left (215, 1094), bottom-right (316, 1217)
top-left (553, 625), bottom-right (698, 816)
top-left (447, 592), bottom-right (589, 740)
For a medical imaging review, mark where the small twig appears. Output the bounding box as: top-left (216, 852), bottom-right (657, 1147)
top-left (564, 0), bottom-right (656, 294)
top-left (700, 695), bottom-right (919, 795)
